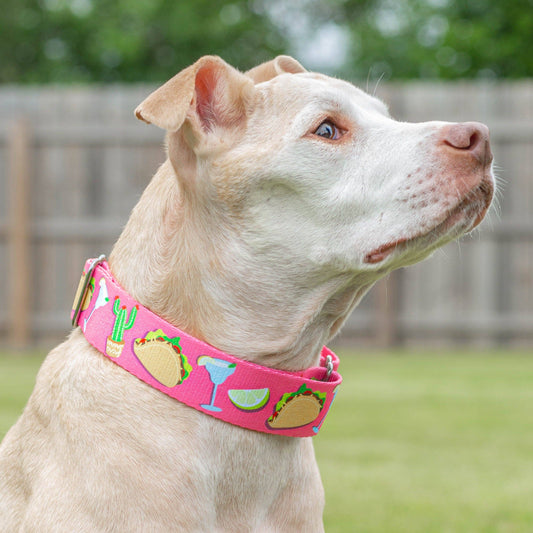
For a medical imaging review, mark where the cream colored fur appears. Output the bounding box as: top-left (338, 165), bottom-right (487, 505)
top-left (0, 55), bottom-right (494, 532)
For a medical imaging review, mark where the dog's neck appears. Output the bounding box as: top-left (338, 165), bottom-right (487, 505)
top-left (109, 160), bottom-right (372, 371)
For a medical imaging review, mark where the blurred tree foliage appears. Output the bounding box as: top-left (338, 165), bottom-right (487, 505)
top-left (1, 0), bottom-right (287, 83)
top-left (2, 0), bottom-right (533, 83)
top-left (299, 0), bottom-right (533, 80)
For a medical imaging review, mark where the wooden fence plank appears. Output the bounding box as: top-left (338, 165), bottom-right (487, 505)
top-left (7, 119), bottom-right (32, 347)
top-left (374, 274), bottom-right (399, 347)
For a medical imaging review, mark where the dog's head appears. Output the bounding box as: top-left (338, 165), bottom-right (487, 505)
top-left (136, 55), bottom-right (493, 275)
top-left (134, 56), bottom-right (494, 354)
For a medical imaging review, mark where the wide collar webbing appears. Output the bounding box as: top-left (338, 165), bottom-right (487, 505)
top-left (71, 257), bottom-right (342, 437)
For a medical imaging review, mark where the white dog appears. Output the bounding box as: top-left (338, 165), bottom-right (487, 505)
top-left (0, 56), bottom-right (493, 532)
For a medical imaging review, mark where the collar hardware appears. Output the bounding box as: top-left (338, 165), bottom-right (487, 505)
top-left (71, 254), bottom-right (107, 327)
top-left (324, 354), bottom-right (334, 381)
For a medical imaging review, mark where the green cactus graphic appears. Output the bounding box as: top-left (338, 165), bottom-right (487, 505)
top-left (111, 297), bottom-right (138, 343)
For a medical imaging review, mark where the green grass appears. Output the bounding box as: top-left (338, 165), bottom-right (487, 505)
top-left (315, 351), bottom-right (533, 532)
top-left (1, 350), bottom-right (533, 531)
top-left (0, 352), bottom-right (45, 437)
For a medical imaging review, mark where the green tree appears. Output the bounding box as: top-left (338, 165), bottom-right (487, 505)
top-left (3, 0), bottom-right (533, 83)
top-left (1, 0), bottom-right (288, 83)
top-left (312, 0), bottom-right (533, 80)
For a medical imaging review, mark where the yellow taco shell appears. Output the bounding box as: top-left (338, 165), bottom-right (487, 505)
top-left (133, 339), bottom-right (183, 388)
top-left (267, 395), bottom-right (322, 429)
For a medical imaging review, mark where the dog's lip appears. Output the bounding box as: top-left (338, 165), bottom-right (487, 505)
top-left (364, 237), bottom-right (410, 265)
top-left (364, 177), bottom-right (494, 265)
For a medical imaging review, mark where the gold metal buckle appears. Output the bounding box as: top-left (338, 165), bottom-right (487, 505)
top-left (71, 254), bottom-right (106, 327)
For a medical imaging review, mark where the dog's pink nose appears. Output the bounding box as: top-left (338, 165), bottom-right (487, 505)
top-left (440, 122), bottom-right (493, 166)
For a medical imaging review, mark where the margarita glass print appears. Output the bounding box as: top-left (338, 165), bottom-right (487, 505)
top-left (198, 356), bottom-right (236, 412)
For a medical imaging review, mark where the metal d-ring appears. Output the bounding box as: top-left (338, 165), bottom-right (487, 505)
top-left (324, 354), bottom-right (333, 381)
top-left (71, 254), bottom-right (107, 327)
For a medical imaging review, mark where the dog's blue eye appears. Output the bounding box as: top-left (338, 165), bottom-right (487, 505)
top-left (314, 121), bottom-right (340, 140)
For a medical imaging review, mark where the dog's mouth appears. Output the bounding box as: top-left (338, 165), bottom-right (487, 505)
top-left (364, 177), bottom-right (494, 265)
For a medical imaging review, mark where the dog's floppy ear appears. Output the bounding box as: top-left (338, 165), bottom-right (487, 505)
top-left (246, 55), bottom-right (307, 83)
top-left (135, 55), bottom-right (254, 133)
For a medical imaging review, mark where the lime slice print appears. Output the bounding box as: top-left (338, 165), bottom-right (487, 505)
top-left (228, 388), bottom-right (270, 411)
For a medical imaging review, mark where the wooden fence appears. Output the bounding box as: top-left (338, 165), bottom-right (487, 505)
top-left (1, 82), bottom-right (532, 349)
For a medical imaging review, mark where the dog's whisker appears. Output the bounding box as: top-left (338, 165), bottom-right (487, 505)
top-left (373, 72), bottom-right (386, 97)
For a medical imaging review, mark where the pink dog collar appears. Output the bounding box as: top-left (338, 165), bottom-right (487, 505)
top-left (71, 257), bottom-right (342, 437)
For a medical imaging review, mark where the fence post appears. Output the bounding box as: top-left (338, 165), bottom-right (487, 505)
top-left (8, 118), bottom-right (32, 348)
top-left (375, 272), bottom-right (399, 348)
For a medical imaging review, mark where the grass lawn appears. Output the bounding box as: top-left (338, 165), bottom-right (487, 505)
top-left (1, 349), bottom-right (533, 532)
top-left (315, 351), bottom-right (533, 532)
top-left (0, 352), bottom-right (45, 438)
